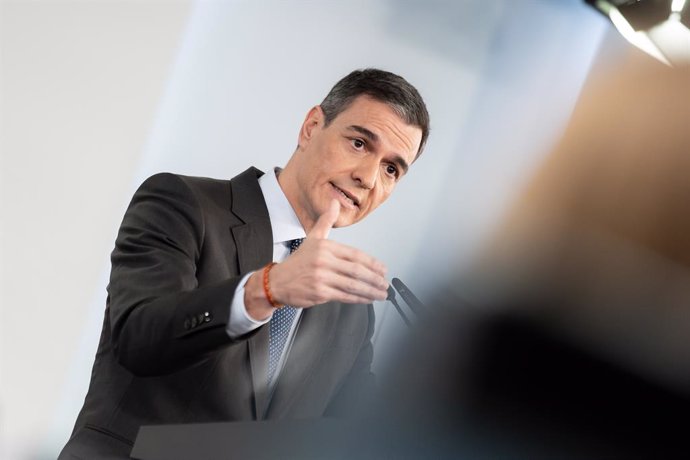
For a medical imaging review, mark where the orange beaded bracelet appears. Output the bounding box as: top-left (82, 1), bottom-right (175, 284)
top-left (262, 262), bottom-right (282, 308)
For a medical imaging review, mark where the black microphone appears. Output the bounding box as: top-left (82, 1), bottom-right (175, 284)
top-left (392, 278), bottom-right (425, 316)
top-left (387, 285), bottom-right (411, 327)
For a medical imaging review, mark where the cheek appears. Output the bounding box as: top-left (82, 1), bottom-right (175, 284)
top-left (365, 187), bottom-right (393, 213)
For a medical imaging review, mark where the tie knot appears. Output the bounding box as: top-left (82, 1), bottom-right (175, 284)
top-left (288, 238), bottom-right (304, 254)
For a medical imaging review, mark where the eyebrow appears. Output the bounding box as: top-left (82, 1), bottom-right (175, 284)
top-left (346, 125), bottom-right (410, 175)
top-left (348, 125), bottom-right (379, 143)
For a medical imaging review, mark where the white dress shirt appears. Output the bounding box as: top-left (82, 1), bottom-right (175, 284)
top-left (225, 167), bottom-right (307, 385)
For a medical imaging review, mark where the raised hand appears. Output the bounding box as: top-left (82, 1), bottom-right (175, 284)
top-left (244, 200), bottom-right (389, 320)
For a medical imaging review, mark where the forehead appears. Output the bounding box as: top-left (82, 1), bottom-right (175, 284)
top-left (333, 95), bottom-right (405, 126)
top-left (329, 96), bottom-right (422, 161)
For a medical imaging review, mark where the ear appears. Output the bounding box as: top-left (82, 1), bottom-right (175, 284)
top-left (297, 105), bottom-right (324, 149)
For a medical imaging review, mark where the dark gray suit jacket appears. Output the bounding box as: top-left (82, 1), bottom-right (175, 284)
top-left (60, 167), bottom-right (375, 459)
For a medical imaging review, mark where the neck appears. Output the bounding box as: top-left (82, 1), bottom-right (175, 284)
top-left (277, 159), bottom-right (316, 233)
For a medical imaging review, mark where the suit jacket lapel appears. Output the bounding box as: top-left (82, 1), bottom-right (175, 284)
top-left (228, 168), bottom-right (341, 420)
top-left (228, 167), bottom-right (274, 420)
top-left (266, 303), bottom-right (339, 418)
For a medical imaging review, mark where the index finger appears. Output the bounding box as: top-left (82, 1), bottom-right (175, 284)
top-left (326, 240), bottom-right (388, 277)
top-left (308, 199), bottom-right (339, 240)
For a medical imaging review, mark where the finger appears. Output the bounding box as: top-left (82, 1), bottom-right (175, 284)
top-left (333, 292), bottom-right (385, 305)
top-left (327, 258), bottom-right (389, 291)
top-left (308, 199), bottom-right (339, 240)
top-left (325, 273), bottom-right (389, 302)
top-left (315, 285), bottom-right (387, 306)
top-left (321, 240), bottom-right (388, 277)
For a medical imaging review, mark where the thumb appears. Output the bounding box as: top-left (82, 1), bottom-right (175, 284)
top-left (308, 199), bottom-right (339, 239)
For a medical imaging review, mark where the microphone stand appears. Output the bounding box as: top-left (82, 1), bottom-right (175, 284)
top-left (386, 286), bottom-right (411, 328)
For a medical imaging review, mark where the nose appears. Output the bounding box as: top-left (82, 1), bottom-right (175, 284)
top-left (352, 157), bottom-right (378, 190)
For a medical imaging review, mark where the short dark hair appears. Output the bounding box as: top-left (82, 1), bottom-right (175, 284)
top-left (320, 68), bottom-right (430, 158)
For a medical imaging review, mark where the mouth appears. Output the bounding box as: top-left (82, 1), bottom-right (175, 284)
top-left (330, 182), bottom-right (360, 209)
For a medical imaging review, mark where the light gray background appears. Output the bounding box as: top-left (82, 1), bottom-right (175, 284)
top-left (1, 1), bottom-right (611, 458)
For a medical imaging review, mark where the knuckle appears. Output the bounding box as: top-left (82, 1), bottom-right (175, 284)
top-left (367, 256), bottom-right (378, 267)
top-left (311, 254), bottom-right (328, 270)
top-left (346, 279), bottom-right (358, 294)
top-left (312, 272), bottom-right (325, 285)
top-left (314, 285), bottom-right (328, 299)
top-left (352, 249), bottom-right (365, 261)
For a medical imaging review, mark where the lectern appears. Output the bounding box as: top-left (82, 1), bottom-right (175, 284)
top-left (130, 418), bottom-right (458, 460)
top-left (131, 419), bottom-right (346, 459)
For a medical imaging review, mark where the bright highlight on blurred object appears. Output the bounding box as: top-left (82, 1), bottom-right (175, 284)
top-left (671, 0), bottom-right (686, 13)
top-left (606, 3), bottom-right (671, 64)
top-left (587, 0), bottom-right (690, 66)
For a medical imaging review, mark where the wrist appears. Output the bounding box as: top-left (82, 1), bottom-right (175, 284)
top-left (262, 262), bottom-right (283, 308)
top-left (244, 270), bottom-right (277, 321)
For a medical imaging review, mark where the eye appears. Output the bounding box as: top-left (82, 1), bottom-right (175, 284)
top-left (385, 164), bottom-right (399, 179)
top-left (351, 138), bottom-right (365, 150)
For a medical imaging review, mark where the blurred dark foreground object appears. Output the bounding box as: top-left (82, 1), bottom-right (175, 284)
top-left (380, 305), bottom-right (690, 459)
top-left (379, 57), bottom-right (690, 458)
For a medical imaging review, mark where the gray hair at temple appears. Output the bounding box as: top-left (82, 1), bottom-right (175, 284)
top-left (320, 68), bottom-right (430, 159)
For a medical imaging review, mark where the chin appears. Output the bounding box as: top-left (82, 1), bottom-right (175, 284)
top-left (335, 214), bottom-right (358, 228)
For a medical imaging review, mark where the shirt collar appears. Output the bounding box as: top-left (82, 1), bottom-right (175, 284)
top-left (258, 167), bottom-right (306, 244)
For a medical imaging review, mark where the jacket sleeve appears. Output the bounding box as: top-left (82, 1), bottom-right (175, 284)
top-left (107, 173), bottom-right (245, 376)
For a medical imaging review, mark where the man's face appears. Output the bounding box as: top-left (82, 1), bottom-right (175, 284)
top-left (285, 95), bottom-right (422, 230)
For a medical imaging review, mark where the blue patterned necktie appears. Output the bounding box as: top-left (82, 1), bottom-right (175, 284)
top-left (267, 238), bottom-right (304, 386)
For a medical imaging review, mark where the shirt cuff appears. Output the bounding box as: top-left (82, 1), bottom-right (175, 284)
top-left (226, 271), bottom-right (272, 339)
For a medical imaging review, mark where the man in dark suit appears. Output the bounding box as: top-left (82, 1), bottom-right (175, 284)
top-left (60, 68), bottom-right (429, 459)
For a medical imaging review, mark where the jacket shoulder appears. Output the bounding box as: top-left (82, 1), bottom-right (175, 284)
top-left (140, 168), bottom-right (265, 218)
top-left (142, 168), bottom-right (263, 194)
